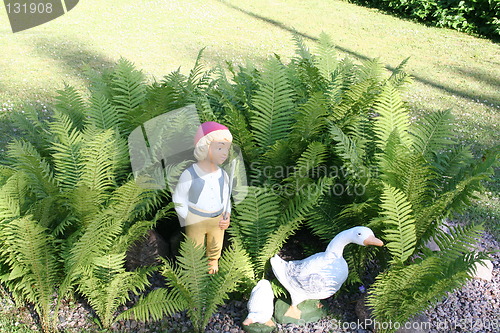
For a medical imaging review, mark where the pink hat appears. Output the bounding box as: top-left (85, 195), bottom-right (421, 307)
top-left (194, 121), bottom-right (232, 147)
top-left (193, 122), bottom-right (232, 161)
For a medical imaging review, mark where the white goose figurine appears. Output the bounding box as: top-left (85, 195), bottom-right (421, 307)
top-left (242, 279), bottom-right (275, 327)
top-left (270, 226), bottom-right (383, 319)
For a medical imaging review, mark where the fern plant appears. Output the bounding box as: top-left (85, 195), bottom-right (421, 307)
top-left (361, 74), bottom-right (497, 331)
top-left (0, 215), bottom-right (61, 332)
top-left (118, 237), bottom-right (253, 333)
top-left (199, 32), bottom-right (497, 330)
top-left (0, 59), bottom-right (176, 331)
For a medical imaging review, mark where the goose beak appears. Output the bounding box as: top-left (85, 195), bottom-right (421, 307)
top-left (363, 235), bottom-right (384, 246)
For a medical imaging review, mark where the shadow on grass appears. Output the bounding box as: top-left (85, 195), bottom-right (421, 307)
top-left (0, 37), bottom-right (117, 159)
top-left (31, 36), bottom-right (117, 86)
top-left (218, 0), bottom-right (500, 106)
top-left (450, 66), bottom-right (500, 103)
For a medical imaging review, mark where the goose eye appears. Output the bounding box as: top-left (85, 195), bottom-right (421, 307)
top-left (357, 232), bottom-right (362, 236)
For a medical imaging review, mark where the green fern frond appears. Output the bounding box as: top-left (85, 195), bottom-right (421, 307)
top-left (86, 93), bottom-right (121, 131)
top-left (377, 130), bottom-right (410, 185)
top-left (387, 57), bottom-right (413, 90)
top-left (0, 166), bottom-right (15, 186)
top-left (78, 254), bottom-right (153, 328)
top-left (1, 216), bottom-right (61, 332)
top-left (431, 145), bottom-right (473, 181)
top-left (438, 147), bottom-right (495, 197)
top-left (91, 253), bottom-right (127, 285)
top-left (411, 109), bottom-right (455, 156)
top-left (110, 131), bottom-right (131, 184)
top-left (107, 180), bottom-right (164, 225)
top-left (366, 257), bottom-right (445, 331)
top-left (256, 178), bottom-right (332, 270)
top-left (230, 187), bottom-right (280, 276)
top-left (142, 80), bottom-right (187, 121)
top-left (26, 195), bottom-right (65, 231)
top-left (330, 78), bottom-right (374, 124)
top-left (304, 196), bottom-right (343, 241)
top-left (379, 150), bottom-right (435, 210)
top-left (9, 106), bottom-right (51, 154)
top-left (65, 185), bottom-right (101, 227)
top-left (373, 83), bottom-right (412, 149)
top-left (278, 177), bottom-right (333, 226)
top-left (112, 202), bottom-right (175, 254)
top-left (111, 58), bottom-right (147, 135)
top-left (290, 92), bottom-right (329, 145)
top-left (62, 214), bottom-right (123, 291)
top-left (379, 184), bottom-right (416, 264)
top-left (326, 57), bottom-right (357, 106)
top-left (256, 218), bottom-right (303, 273)
top-left (398, 153), bottom-right (435, 210)
top-left (434, 223), bottom-right (484, 261)
top-left (368, 244), bottom-right (485, 333)
top-left (307, 200), bottom-right (374, 241)
top-left (288, 141), bottom-right (328, 180)
top-left (205, 242), bottom-right (253, 318)
top-left (120, 240), bottom-right (251, 332)
top-left (0, 172), bottom-right (27, 219)
top-left (357, 58), bottom-right (385, 83)
top-left (440, 149), bottom-right (497, 214)
top-left (292, 32), bottom-right (313, 61)
top-left (117, 288), bottom-right (184, 322)
top-left (78, 129), bottom-right (116, 204)
top-left (222, 102), bottom-right (258, 162)
top-left (7, 139), bottom-right (57, 199)
top-left (49, 112), bottom-right (84, 192)
top-left (251, 57), bottom-right (295, 148)
top-left (261, 139), bottom-right (295, 178)
top-left (329, 124), bottom-right (367, 183)
top-left (158, 69), bottom-right (190, 108)
top-left (187, 47), bottom-right (211, 91)
top-left (195, 94), bottom-right (218, 123)
top-left (173, 237), bottom-right (210, 302)
top-left (55, 84), bottom-right (87, 130)
top-left (314, 32), bottom-right (338, 80)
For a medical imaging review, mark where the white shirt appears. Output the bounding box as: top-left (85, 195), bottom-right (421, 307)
top-left (172, 163), bottom-right (231, 219)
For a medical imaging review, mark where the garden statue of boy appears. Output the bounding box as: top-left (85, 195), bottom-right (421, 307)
top-left (172, 121), bottom-right (233, 274)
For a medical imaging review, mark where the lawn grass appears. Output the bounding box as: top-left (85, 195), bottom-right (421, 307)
top-left (0, 0), bottom-right (498, 234)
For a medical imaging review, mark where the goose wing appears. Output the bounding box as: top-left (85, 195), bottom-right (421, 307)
top-left (287, 255), bottom-right (347, 297)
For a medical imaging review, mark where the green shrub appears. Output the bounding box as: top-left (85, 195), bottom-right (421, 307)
top-left (347, 0), bottom-right (500, 40)
top-left (178, 33), bottom-right (496, 330)
top-left (0, 59), bottom-right (172, 331)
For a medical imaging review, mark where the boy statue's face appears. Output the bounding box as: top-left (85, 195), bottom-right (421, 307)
top-left (207, 141), bottom-right (231, 165)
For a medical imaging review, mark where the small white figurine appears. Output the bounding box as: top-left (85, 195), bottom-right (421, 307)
top-left (243, 279), bottom-right (275, 327)
top-left (271, 226), bottom-right (384, 319)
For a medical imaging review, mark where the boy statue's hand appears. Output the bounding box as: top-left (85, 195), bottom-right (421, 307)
top-left (219, 213), bottom-right (230, 230)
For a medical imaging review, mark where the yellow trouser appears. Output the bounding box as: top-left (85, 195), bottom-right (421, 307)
top-left (185, 211), bottom-right (224, 261)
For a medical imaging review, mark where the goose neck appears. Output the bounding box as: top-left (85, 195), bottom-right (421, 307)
top-left (325, 230), bottom-right (351, 257)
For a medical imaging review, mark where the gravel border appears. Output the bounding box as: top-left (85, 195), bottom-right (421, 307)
top-left (1, 230), bottom-right (498, 333)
